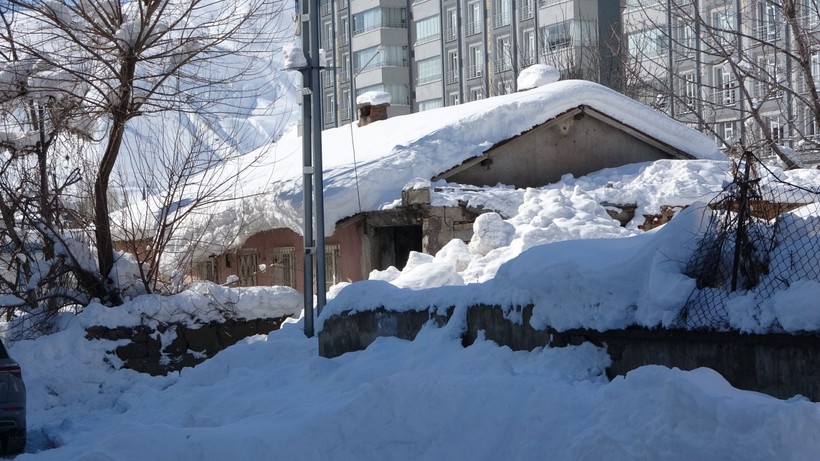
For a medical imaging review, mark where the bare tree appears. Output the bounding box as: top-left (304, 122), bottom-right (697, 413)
top-left (2, 0), bottom-right (290, 305)
top-left (110, 110), bottom-right (280, 295)
top-left (624, 0), bottom-right (820, 168)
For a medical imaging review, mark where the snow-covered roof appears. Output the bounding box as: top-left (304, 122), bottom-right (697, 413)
top-left (120, 80), bottom-right (725, 264)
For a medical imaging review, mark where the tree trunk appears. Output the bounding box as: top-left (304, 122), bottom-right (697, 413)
top-left (93, 55), bottom-right (137, 306)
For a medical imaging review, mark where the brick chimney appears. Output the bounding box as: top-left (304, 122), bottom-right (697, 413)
top-left (356, 91), bottom-right (391, 127)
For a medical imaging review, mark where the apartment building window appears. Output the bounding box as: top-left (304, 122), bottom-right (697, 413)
top-left (522, 29), bottom-right (536, 65)
top-left (757, 1), bottom-right (781, 41)
top-left (415, 15), bottom-right (441, 45)
top-left (766, 116), bottom-right (784, 143)
top-left (713, 65), bottom-right (736, 105)
top-left (493, 0), bottom-right (511, 28)
top-left (447, 50), bottom-right (459, 83)
top-left (542, 21), bottom-right (572, 52)
top-left (467, 2), bottom-right (482, 36)
top-left (805, 108), bottom-right (818, 138)
top-left (324, 93), bottom-right (335, 124)
top-left (628, 27), bottom-right (667, 57)
top-left (448, 92), bottom-right (459, 105)
top-left (711, 7), bottom-right (736, 45)
top-left (676, 21), bottom-right (695, 56)
top-left (755, 56), bottom-right (782, 99)
top-left (468, 44), bottom-right (484, 79)
top-left (445, 9), bottom-right (457, 42)
top-left (803, 108), bottom-right (819, 138)
top-left (811, 51), bottom-right (820, 83)
top-left (353, 45), bottom-right (407, 73)
top-left (418, 98), bottom-right (443, 111)
top-left (519, 0), bottom-right (534, 20)
top-left (322, 68), bottom-right (334, 88)
top-left (496, 80), bottom-right (513, 95)
top-left (340, 17), bottom-right (349, 45)
top-left (469, 87), bottom-right (484, 101)
top-left (338, 52), bottom-right (350, 82)
top-left (681, 72), bottom-right (697, 108)
top-left (340, 89), bottom-right (351, 121)
top-left (495, 36), bottom-right (512, 72)
top-left (416, 57), bottom-right (442, 85)
top-left (353, 7), bottom-right (406, 36)
top-left (800, 0), bottom-right (820, 27)
top-left (714, 121), bottom-right (737, 147)
top-left (322, 22), bottom-right (333, 51)
top-left (271, 247), bottom-right (297, 288)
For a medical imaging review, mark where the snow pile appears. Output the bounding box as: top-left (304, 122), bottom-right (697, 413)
top-left (468, 212), bottom-right (515, 257)
top-left (517, 64), bottom-right (560, 90)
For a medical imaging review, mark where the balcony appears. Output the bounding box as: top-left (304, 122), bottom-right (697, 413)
top-left (417, 73), bottom-right (442, 86)
top-left (445, 70), bottom-right (459, 84)
top-left (322, 72), bottom-right (334, 88)
top-left (465, 20), bottom-right (481, 36)
top-left (493, 12), bottom-right (511, 28)
top-left (322, 38), bottom-right (333, 52)
top-left (494, 58), bottom-right (513, 73)
top-left (710, 89), bottom-right (737, 106)
top-left (467, 64), bottom-right (483, 79)
top-left (353, 21), bottom-right (407, 37)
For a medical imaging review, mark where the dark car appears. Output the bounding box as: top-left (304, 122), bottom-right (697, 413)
top-left (0, 339), bottom-right (24, 454)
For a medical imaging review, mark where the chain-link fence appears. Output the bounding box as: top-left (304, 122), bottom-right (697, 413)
top-left (675, 152), bottom-right (820, 331)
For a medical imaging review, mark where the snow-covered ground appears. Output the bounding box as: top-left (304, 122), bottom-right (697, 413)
top-left (9, 158), bottom-right (820, 460)
top-left (11, 316), bottom-right (820, 460)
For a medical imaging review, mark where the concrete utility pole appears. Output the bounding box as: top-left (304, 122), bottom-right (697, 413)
top-left (296, 0), bottom-right (326, 338)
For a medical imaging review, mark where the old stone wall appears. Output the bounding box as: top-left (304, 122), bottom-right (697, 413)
top-left (319, 305), bottom-right (820, 401)
top-left (86, 317), bottom-right (288, 376)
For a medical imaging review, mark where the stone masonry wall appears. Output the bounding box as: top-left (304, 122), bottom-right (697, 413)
top-left (319, 305), bottom-right (820, 401)
top-left (86, 317), bottom-right (289, 376)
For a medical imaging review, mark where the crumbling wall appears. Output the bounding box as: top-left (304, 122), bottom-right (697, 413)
top-left (86, 317), bottom-right (289, 376)
top-left (319, 306), bottom-right (820, 401)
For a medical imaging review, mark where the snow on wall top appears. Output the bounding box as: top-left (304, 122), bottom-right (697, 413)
top-left (122, 80), bottom-right (725, 265)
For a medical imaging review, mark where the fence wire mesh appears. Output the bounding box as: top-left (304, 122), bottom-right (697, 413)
top-left (675, 152), bottom-right (820, 331)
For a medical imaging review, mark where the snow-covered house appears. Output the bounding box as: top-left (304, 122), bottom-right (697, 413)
top-left (121, 80), bottom-right (724, 291)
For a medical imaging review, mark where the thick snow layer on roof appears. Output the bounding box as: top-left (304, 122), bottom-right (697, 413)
top-left (123, 80), bottom-right (725, 265)
top-left (517, 64), bottom-right (560, 90)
